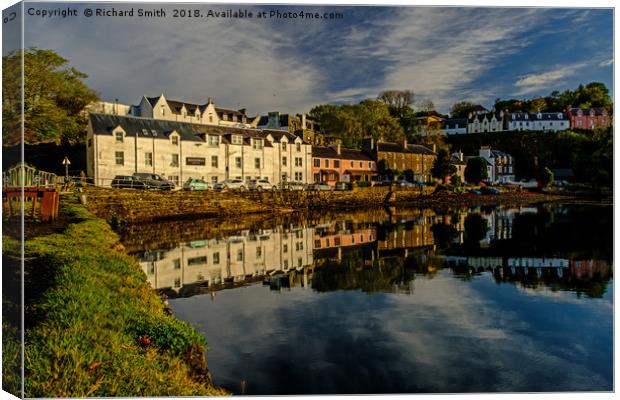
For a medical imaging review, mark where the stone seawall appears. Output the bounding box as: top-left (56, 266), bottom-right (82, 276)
top-left (81, 186), bottom-right (568, 223)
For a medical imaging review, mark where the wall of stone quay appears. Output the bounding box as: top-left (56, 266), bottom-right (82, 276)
top-left (80, 186), bottom-right (564, 223)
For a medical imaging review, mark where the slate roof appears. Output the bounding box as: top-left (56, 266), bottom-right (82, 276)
top-left (444, 118), bottom-right (468, 129)
top-left (312, 146), bottom-right (373, 161)
top-left (566, 107), bottom-right (611, 117)
top-left (89, 113), bottom-right (271, 146)
top-left (509, 112), bottom-right (567, 121)
top-left (451, 155), bottom-right (466, 165)
top-left (145, 95), bottom-right (247, 117)
top-left (469, 112), bottom-right (504, 123)
top-left (407, 144), bottom-right (436, 155)
top-left (377, 142), bottom-right (411, 153)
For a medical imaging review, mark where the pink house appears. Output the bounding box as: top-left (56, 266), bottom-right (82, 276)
top-left (311, 144), bottom-right (377, 185)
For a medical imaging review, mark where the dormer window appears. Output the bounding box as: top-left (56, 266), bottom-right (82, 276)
top-left (115, 131), bottom-right (124, 143)
top-left (231, 135), bottom-right (243, 145)
top-left (252, 139), bottom-right (263, 150)
top-left (537, 113), bottom-right (542, 119)
top-left (171, 136), bottom-right (179, 146)
top-left (141, 129), bottom-right (148, 136)
top-left (161, 106), bottom-right (165, 116)
top-left (208, 135), bottom-right (220, 146)
top-left (282, 142), bottom-right (287, 151)
top-left (557, 113), bottom-right (563, 119)
top-left (296, 143), bottom-right (301, 152)
top-left (524, 114), bottom-right (528, 120)
top-left (151, 129), bottom-right (158, 136)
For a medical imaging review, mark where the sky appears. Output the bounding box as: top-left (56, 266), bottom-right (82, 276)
top-left (6, 2), bottom-right (615, 115)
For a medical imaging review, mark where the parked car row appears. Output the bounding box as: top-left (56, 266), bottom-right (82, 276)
top-left (111, 173), bottom-right (174, 190)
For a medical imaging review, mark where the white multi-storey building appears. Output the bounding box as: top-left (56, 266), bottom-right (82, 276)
top-left (86, 113), bottom-right (312, 187)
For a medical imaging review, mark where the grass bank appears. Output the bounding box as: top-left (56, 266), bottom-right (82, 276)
top-left (2, 195), bottom-right (226, 397)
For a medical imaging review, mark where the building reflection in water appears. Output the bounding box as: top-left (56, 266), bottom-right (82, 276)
top-left (133, 204), bottom-right (612, 298)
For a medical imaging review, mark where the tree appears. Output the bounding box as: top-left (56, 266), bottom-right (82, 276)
top-left (431, 149), bottom-right (457, 182)
top-left (529, 97), bottom-right (547, 112)
top-left (449, 101), bottom-right (478, 118)
top-left (3, 48), bottom-right (99, 145)
top-left (464, 157), bottom-right (488, 184)
top-left (416, 99), bottom-right (435, 114)
top-left (378, 90), bottom-right (417, 139)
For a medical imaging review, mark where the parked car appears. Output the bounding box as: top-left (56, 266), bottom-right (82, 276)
top-left (183, 178), bottom-right (211, 191)
top-left (397, 180), bottom-right (418, 188)
top-left (249, 179), bottom-right (277, 191)
top-left (468, 189), bottom-right (482, 195)
top-left (282, 181), bottom-right (306, 191)
top-left (334, 181), bottom-right (353, 191)
top-left (480, 187), bottom-right (500, 195)
top-left (132, 173), bottom-right (175, 190)
top-left (214, 179), bottom-right (247, 191)
top-left (306, 182), bottom-right (334, 191)
top-left (111, 175), bottom-right (147, 189)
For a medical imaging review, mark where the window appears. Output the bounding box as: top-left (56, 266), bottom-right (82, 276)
top-left (235, 157), bottom-right (242, 168)
top-left (350, 161), bottom-right (354, 167)
top-left (295, 157), bottom-right (303, 167)
top-left (314, 159), bottom-right (320, 167)
top-left (283, 244), bottom-right (288, 253)
top-left (232, 135), bottom-right (243, 145)
top-left (145, 152), bottom-right (153, 166)
top-left (252, 139), bottom-right (263, 150)
top-left (188, 256), bottom-right (207, 266)
top-left (295, 172), bottom-right (302, 181)
top-left (326, 238), bottom-right (330, 247)
top-left (283, 260), bottom-right (289, 269)
top-left (334, 237), bottom-right (341, 246)
top-left (296, 143), bottom-right (301, 152)
top-left (282, 156), bottom-right (287, 166)
top-left (174, 278), bottom-right (181, 288)
top-left (256, 247), bottom-right (262, 257)
top-left (333, 160), bottom-right (340, 168)
top-left (171, 136), bottom-right (178, 145)
top-left (255, 158), bottom-right (261, 169)
top-left (173, 259), bottom-right (181, 269)
top-left (282, 142), bottom-right (287, 151)
top-left (161, 106), bottom-right (165, 116)
top-left (360, 161), bottom-right (363, 168)
top-left (324, 159), bottom-right (329, 168)
top-left (208, 135), bottom-right (219, 146)
top-left (369, 162), bottom-right (373, 169)
top-left (211, 156), bottom-right (218, 168)
top-left (236, 249), bottom-right (243, 261)
top-left (209, 116), bottom-right (213, 123)
top-left (211, 176), bottom-right (218, 184)
top-left (148, 263), bottom-right (155, 275)
top-left (213, 252), bottom-right (220, 264)
top-left (115, 151), bottom-right (124, 166)
top-left (314, 239), bottom-right (321, 248)
top-left (115, 131), bottom-right (123, 143)
top-left (171, 154), bottom-right (179, 167)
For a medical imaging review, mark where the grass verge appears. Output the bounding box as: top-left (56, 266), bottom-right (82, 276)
top-left (3, 195), bottom-right (227, 397)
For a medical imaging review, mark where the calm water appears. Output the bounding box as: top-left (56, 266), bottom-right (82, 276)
top-left (125, 203), bottom-right (613, 394)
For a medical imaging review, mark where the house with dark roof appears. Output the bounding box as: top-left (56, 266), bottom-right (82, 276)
top-left (362, 138), bottom-right (436, 182)
top-left (444, 118), bottom-right (468, 135)
top-left (255, 111), bottom-right (324, 145)
top-left (86, 113), bottom-right (312, 187)
top-left (467, 111), bottom-right (506, 133)
top-left (565, 106), bottom-right (612, 129)
top-left (479, 146), bottom-right (515, 183)
top-left (133, 94), bottom-right (252, 128)
top-left (311, 144), bottom-right (376, 185)
top-left (506, 112), bottom-right (569, 132)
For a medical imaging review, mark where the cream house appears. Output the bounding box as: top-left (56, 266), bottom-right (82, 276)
top-left (133, 94), bottom-right (252, 128)
top-left (467, 111), bottom-right (506, 133)
top-left (86, 113), bottom-right (312, 187)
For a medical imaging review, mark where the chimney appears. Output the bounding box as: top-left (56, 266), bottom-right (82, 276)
top-left (432, 144), bottom-right (436, 153)
top-left (401, 139), bottom-right (408, 149)
top-left (455, 150), bottom-right (463, 161)
top-left (301, 114), bottom-right (307, 130)
top-left (238, 108), bottom-right (246, 115)
top-left (336, 143), bottom-right (341, 155)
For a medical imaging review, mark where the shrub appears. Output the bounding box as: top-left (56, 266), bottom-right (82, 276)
top-left (129, 317), bottom-right (207, 356)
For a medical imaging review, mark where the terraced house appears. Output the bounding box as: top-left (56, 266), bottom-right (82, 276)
top-left (362, 138), bottom-right (436, 182)
top-left (506, 112), bottom-right (569, 132)
top-left (86, 113), bottom-right (312, 187)
top-left (467, 111), bottom-right (506, 133)
top-left (311, 144), bottom-right (376, 185)
top-left (565, 106), bottom-right (613, 129)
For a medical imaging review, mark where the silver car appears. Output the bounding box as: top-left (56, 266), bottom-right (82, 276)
top-left (249, 179), bottom-right (277, 191)
top-left (213, 179), bottom-right (247, 191)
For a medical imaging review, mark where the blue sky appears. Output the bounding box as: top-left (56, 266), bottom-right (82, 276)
top-left (10, 3), bottom-right (614, 115)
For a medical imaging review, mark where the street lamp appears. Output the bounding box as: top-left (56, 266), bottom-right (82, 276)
top-left (62, 156), bottom-right (71, 181)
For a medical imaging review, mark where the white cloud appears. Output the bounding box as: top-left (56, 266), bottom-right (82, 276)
top-left (513, 62), bottom-right (587, 95)
top-left (599, 58), bottom-right (613, 67)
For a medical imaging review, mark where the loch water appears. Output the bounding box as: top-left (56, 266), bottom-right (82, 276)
top-left (123, 202), bottom-right (613, 394)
